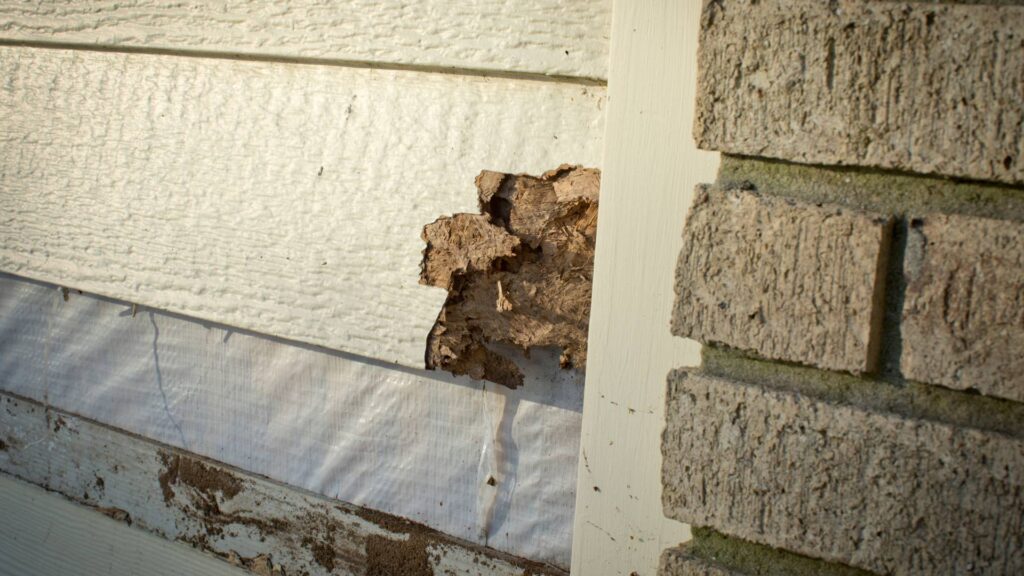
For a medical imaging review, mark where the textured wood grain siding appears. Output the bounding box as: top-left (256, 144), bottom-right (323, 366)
top-left (0, 393), bottom-right (562, 576)
top-left (694, 0), bottom-right (1024, 184)
top-left (0, 0), bottom-right (611, 80)
top-left (659, 549), bottom-right (738, 576)
top-left (902, 213), bottom-right (1024, 402)
top-left (0, 46), bottom-right (603, 369)
top-left (662, 371), bottom-right (1024, 575)
top-left (672, 185), bottom-right (891, 373)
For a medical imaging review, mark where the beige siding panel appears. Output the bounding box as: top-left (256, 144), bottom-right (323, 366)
top-left (0, 392), bottom-right (563, 576)
top-left (0, 0), bottom-right (611, 80)
top-left (0, 46), bottom-right (604, 369)
top-left (0, 472), bottom-right (247, 576)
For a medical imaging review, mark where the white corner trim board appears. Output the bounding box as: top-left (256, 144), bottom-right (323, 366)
top-left (572, 1), bottom-right (720, 574)
top-left (0, 0), bottom-right (611, 80)
top-left (0, 46), bottom-right (604, 370)
top-left (0, 393), bottom-right (563, 576)
top-left (0, 472), bottom-right (248, 576)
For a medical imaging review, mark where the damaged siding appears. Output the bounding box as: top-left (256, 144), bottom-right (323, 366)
top-left (0, 1), bottom-right (609, 572)
top-left (0, 46), bottom-right (604, 371)
top-left (0, 473), bottom-right (248, 576)
top-left (421, 166), bottom-right (600, 388)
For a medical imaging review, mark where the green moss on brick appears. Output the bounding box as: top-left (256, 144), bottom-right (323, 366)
top-left (703, 155), bottom-right (1024, 434)
top-left (718, 155), bottom-right (1024, 222)
top-left (702, 346), bottom-right (1024, 439)
top-left (686, 527), bottom-right (876, 576)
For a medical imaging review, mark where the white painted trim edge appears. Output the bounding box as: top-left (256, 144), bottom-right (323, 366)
top-left (571, 1), bottom-right (720, 574)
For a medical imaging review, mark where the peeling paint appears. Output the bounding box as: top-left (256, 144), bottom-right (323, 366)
top-left (158, 452), bottom-right (243, 509)
top-left (225, 552), bottom-right (284, 575)
top-left (421, 165), bottom-right (600, 388)
top-left (95, 506), bottom-right (132, 525)
top-left (2, 391), bottom-right (567, 576)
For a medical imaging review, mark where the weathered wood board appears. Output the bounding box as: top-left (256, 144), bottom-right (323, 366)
top-left (0, 0), bottom-right (611, 80)
top-left (0, 392), bottom-right (564, 576)
top-left (0, 46), bottom-right (604, 369)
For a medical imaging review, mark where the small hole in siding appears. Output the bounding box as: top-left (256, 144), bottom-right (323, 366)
top-left (1004, 156), bottom-right (1013, 170)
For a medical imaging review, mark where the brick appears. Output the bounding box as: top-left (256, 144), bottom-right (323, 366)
top-left (672, 185), bottom-right (891, 374)
top-left (662, 371), bottom-right (1024, 575)
top-left (660, 548), bottom-right (739, 576)
top-left (901, 213), bottom-right (1024, 402)
top-left (695, 0), bottom-right (1024, 184)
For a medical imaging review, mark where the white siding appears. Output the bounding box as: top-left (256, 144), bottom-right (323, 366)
top-left (0, 0), bottom-right (610, 79)
top-left (0, 3), bottom-right (607, 569)
top-left (0, 46), bottom-right (603, 369)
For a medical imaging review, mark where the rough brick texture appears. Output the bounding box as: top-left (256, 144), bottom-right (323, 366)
top-left (695, 0), bottom-right (1024, 184)
top-left (673, 185), bottom-right (891, 374)
top-left (662, 370), bottom-right (1024, 575)
top-left (659, 548), bottom-right (738, 576)
top-left (901, 213), bottom-right (1024, 402)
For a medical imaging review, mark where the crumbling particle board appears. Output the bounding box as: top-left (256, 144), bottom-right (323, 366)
top-left (422, 165), bottom-right (600, 388)
top-left (571, 1), bottom-right (720, 574)
top-left (0, 0), bottom-right (611, 80)
top-left (0, 45), bottom-right (604, 370)
top-left (0, 392), bottom-right (565, 576)
top-left (0, 472), bottom-right (247, 576)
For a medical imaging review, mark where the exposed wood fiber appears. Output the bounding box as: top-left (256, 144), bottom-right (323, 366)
top-left (421, 166), bottom-right (600, 388)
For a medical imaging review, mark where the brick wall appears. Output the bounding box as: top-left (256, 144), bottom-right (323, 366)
top-left (660, 1), bottom-right (1024, 575)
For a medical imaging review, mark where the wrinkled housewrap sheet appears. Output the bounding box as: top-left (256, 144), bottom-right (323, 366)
top-left (0, 273), bottom-right (582, 568)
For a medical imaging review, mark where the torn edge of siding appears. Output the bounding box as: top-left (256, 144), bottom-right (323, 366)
top-left (420, 165), bottom-right (600, 388)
